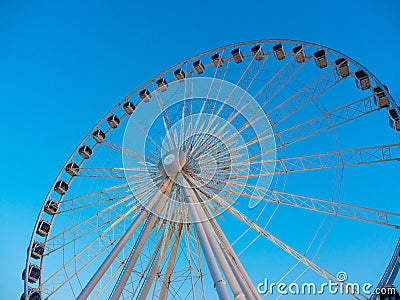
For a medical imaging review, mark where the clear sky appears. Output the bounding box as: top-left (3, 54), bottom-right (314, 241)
top-left (1, 0), bottom-right (400, 299)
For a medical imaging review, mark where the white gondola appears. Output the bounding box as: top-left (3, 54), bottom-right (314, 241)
top-left (251, 45), bottom-right (263, 60)
top-left (44, 199), bottom-right (59, 215)
top-left (36, 219), bottom-right (51, 237)
top-left (92, 129), bottom-right (106, 143)
top-left (193, 60), bottom-right (205, 74)
top-left (212, 53), bottom-right (223, 68)
top-left (389, 108), bottom-right (400, 131)
top-left (355, 70), bottom-right (370, 90)
top-left (374, 86), bottom-right (390, 108)
top-left (174, 68), bottom-right (185, 81)
top-left (30, 241), bottom-right (45, 259)
top-left (335, 58), bottom-right (350, 77)
top-left (107, 115), bottom-right (120, 128)
top-left (231, 48), bottom-right (243, 63)
top-left (65, 161), bottom-right (79, 176)
top-left (123, 101), bottom-right (135, 114)
top-left (314, 49), bottom-right (328, 68)
top-left (78, 145), bottom-right (92, 159)
top-left (54, 180), bottom-right (68, 195)
top-left (139, 89), bottom-right (151, 102)
top-left (293, 45), bottom-right (305, 63)
top-left (22, 264), bottom-right (41, 284)
top-left (156, 78), bottom-right (168, 91)
top-left (273, 43), bottom-right (285, 60)
top-left (20, 287), bottom-right (41, 300)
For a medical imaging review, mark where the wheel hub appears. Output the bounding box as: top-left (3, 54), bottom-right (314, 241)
top-left (158, 149), bottom-right (187, 177)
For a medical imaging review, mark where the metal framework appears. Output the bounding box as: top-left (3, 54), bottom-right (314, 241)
top-left (22, 39), bottom-right (400, 300)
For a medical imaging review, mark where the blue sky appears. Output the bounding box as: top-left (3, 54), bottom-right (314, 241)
top-left (1, 0), bottom-right (400, 299)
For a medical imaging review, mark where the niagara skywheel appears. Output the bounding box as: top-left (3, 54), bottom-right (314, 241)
top-left (22, 40), bottom-right (400, 300)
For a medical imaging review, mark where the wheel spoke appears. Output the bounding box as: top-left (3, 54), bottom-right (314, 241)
top-left (217, 196), bottom-right (368, 300)
top-left (213, 181), bottom-right (400, 228)
top-left (102, 135), bottom-right (161, 161)
top-left (58, 183), bottom-right (131, 213)
top-left (266, 67), bottom-right (342, 124)
top-left (242, 94), bottom-right (378, 156)
top-left (232, 143), bottom-right (400, 178)
top-left (46, 196), bottom-right (137, 254)
top-left (76, 167), bottom-right (155, 179)
top-left (41, 205), bottom-right (139, 297)
top-left (215, 56), bottom-right (310, 144)
top-left (198, 54), bottom-right (262, 137)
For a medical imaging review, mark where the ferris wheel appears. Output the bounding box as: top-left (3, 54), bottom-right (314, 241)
top-left (22, 39), bottom-right (400, 300)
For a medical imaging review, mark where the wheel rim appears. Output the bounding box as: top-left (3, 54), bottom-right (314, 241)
top-left (23, 39), bottom-right (400, 300)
